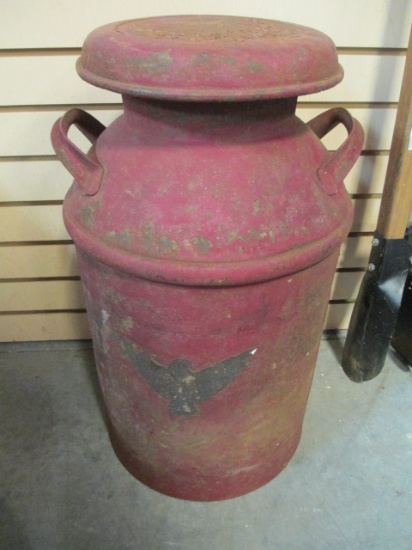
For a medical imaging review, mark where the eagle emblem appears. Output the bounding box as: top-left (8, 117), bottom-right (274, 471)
top-left (121, 341), bottom-right (257, 416)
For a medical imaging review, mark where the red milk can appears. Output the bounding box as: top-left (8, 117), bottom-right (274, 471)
top-left (51, 15), bottom-right (363, 501)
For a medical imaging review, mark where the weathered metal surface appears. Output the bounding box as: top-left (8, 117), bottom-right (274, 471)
top-left (51, 15), bottom-right (363, 501)
top-left (76, 15), bottom-right (343, 101)
top-left (77, 248), bottom-right (339, 501)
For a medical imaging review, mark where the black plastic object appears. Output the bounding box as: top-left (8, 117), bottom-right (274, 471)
top-left (342, 230), bottom-right (412, 381)
top-left (392, 227), bottom-right (412, 365)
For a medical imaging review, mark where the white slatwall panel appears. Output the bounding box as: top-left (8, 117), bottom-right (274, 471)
top-left (1, 0), bottom-right (410, 48)
top-left (0, 245), bottom-right (79, 279)
top-left (0, 160), bottom-right (72, 202)
top-left (0, 1), bottom-right (409, 341)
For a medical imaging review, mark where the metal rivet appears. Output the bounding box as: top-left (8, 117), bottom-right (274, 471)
top-left (368, 263), bottom-right (376, 272)
top-left (372, 238), bottom-right (380, 247)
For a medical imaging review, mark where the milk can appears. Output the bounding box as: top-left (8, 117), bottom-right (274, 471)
top-left (51, 15), bottom-right (363, 501)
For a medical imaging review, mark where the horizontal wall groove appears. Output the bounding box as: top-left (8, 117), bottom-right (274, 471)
top-left (348, 231), bottom-right (374, 238)
top-left (0, 102), bottom-right (398, 113)
top-left (0, 277), bottom-right (81, 283)
top-left (0, 236), bottom-right (378, 246)
top-left (0, 308), bottom-right (87, 316)
top-left (0, 302), bottom-right (354, 314)
top-left (350, 193), bottom-right (382, 199)
top-left (336, 46), bottom-right (406, 55)
top-left (0, 48), bottom-right (82, 57)
top-left (0, 195), bottom-right (383, 206)
top-left (298, 101), bottom-right (398, 109)
top-left (0, 200), bottom-right (63, 207)
top-left (0, 151), bottom-right (390, 162)
top-left (0, 341), bottom-right (93, 352)
top-left (0, 240), bottom-right (73, 247)
top-left (0, 46), bottom-right (405, 57)
top-left (0, 155), bottom-right (57, 162)
top-left (336, 267), bottom-right (367, 273)
top-left (360, 150), bottom-right (390, 156)
top-left (0, 103), bottom-right (122, 113)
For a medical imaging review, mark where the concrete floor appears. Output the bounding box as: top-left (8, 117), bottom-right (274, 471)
top-left (0, 334), bottom-right (411, 550)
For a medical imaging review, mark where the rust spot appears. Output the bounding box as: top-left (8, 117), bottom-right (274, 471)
top-left (187, 178), bottom-right (203, 190)
top-left (141, 223), bottom-right (155, 251)
top-left (190, 52), bottom-right (210, 65)
top-left (253, 200), bottom-right (261, 215)
top-left (159, 235), bottom-right (178, 251)
top-left (279, 222), bottom-right (288, 234)
top-left (125, 52), bottom-right (173, 74)
top-left (226, 230), bottom-right (239, 245)
top-left (105, 227), bottom-right (132, 247)
top-left (213, 185), bottom-right (223, 199)
top-left (103, 288), bottom-right (126, 305)
top-left (140, 223), bottom-right (179, 254)
top-left (120, 17), bottom-right (303, 42)
top-left (248, 229), bottom-right (267, 240)
top-left (119, 316), bottom-right (134, 332)
top-left (81, 198), bottom-right (101, 229)
top-left (247, 60), bottom-right (264, 73)
top-left (194, 236), bottom-right (212, 254)
top-left (220, 56), bottom-right (237, 66)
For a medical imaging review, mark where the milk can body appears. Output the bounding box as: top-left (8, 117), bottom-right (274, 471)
top-left (51, 15), bottom-right (363, 500)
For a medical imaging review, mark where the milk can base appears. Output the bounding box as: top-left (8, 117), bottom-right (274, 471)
top-left (108, 422), bottom-right (301, 502)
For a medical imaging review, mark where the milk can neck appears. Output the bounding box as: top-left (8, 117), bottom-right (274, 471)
top-left (122, 95), bottom-right (297, 134)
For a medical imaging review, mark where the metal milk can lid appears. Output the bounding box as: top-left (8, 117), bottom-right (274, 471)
top-left (77, 15), bottom-right (343, 101)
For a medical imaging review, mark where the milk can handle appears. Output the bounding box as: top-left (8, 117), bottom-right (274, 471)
top-left (307, 107), bottom-right (364, 195)
top-left (51, 108), bottom-right (106, 195)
